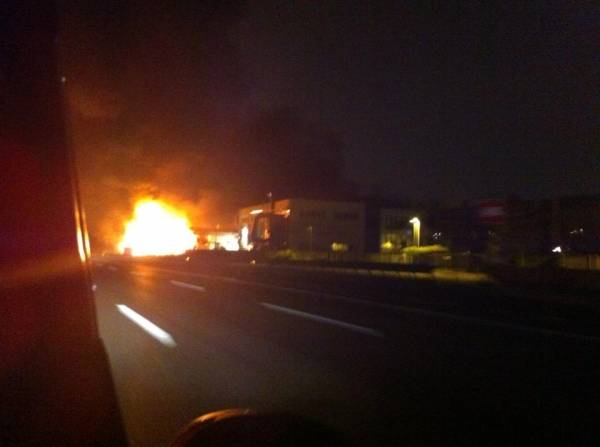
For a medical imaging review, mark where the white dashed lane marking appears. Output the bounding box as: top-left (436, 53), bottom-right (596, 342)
top-left (116, 304), bottom-right (177, 347)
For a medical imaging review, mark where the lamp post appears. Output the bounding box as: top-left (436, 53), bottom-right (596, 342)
top-left (409, 217), bottom-right (420, 247)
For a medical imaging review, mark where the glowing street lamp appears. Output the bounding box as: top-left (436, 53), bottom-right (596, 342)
top-left (409, 217), bottom-right (420, 247)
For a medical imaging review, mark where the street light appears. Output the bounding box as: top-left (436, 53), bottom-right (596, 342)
top-left (409, 217), bottom-right (420, 247)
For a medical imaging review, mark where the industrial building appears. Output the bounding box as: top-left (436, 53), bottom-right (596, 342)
top-left (238, 198), bottom-right (366, 253)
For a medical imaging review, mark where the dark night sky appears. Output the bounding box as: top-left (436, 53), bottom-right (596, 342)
top-left (236, 1), bottom-right (599, 199)
top-left (62, 1), bottom-right (599, 243)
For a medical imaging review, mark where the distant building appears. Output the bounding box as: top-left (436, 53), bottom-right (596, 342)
top-left (427, 195), bottom-right (600, 258)
top-left (552, 195), bottom-right (600, 254)
top-left (500, 197), bottom-right (553, 257)
top-left (497, 195), bottom-right (600, 257)
top-left (237, 194), bottom-right (600, 257)
top-left (238, 198), bottom-right (365, 253)
top-left (372, 208), bottom-right (420, 252)
top-left (364, 198), bottom-right (422, 253)
top-left (427, 201), bottom-right (494, 254)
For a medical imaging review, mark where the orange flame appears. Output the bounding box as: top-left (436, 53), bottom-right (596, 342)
top-left (117, 199), bottom-right (197, 256)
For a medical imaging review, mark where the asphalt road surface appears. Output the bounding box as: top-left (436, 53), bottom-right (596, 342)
top-left (92, 258), bottom-right (600, 446)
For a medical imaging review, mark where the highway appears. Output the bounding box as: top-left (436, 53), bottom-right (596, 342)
top-left (92, 258), bottom-right (600, 446)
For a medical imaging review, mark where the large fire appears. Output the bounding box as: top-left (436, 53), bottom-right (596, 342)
top-left (117, 199), bottom-right (198, 256)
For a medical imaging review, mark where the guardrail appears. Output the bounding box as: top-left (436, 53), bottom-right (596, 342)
top-left (95, 250), bottom-right (600, 289)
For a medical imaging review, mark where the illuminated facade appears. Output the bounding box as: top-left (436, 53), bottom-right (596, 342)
top-left (238, 199), bottom-right (366, 253)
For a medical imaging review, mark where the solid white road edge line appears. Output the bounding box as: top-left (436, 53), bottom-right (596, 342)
top-left (116, 304), bottom-right (177, 347)
top-left (170, 280), bottom-right (206, 292)
top-left (261, 302), bottom-right (385, 338)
